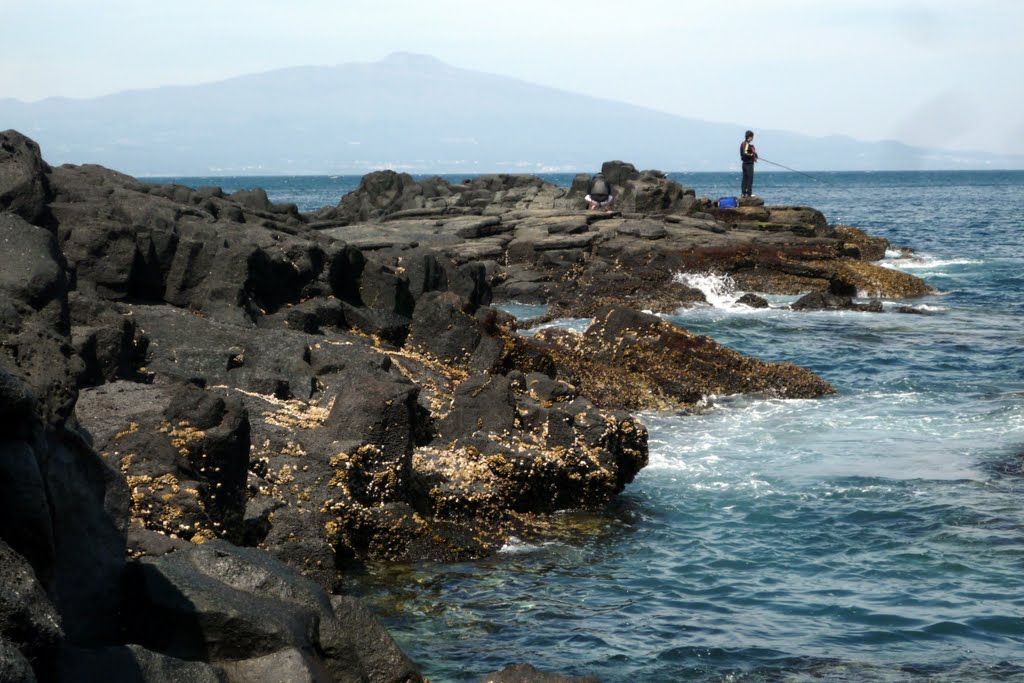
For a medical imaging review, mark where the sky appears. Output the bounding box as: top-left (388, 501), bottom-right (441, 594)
top-left (3, 0), bottom-right (1023, 156)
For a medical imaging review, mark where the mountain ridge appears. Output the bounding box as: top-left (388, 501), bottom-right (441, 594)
top-left (3, 52), bottom-right (1020, 175)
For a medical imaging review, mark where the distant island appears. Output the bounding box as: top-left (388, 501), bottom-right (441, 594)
top-left (2, 52), bottom-right (1021, 176)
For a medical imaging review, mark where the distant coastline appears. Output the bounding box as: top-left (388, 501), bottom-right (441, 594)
top-left (5, 54), bottom-right (1022, 176)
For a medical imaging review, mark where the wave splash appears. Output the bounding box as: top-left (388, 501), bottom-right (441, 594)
top-left (882, 251), bottom-right (983, 271)
top-left (673, 271), bottom-right (745, 309)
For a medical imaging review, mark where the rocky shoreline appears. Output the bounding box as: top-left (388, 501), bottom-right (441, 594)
top-left (0, 131), bottom-right (929, 682)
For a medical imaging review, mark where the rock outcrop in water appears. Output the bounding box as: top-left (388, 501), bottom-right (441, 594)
top-left (530, 306), bottom-right (835, 412)
top-left (0, 133), bottom-right (927, 681)
top-left (312, 160), bottom-right (930, 318)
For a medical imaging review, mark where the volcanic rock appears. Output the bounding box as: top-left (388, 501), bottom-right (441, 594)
top-left (790, 291), bottom-right (884, 312)
top-left (476, 663), bottom-right (601, 682)
top-left (530, 306), bottom-right (835, 411)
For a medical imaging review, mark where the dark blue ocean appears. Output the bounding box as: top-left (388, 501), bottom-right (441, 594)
top-left (151, 171), bottom-right (1024, 682)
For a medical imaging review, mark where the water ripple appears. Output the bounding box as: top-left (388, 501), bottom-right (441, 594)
top-left (336, 171), bottom-right (1024, 683)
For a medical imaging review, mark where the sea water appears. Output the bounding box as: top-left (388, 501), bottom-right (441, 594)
top-left (153, 170), bottom-right (1024, 682)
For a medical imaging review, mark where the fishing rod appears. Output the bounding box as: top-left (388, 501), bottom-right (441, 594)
top-left (758, 157), bottom-right (830, 183)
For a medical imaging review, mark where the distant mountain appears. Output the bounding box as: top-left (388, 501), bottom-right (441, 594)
top-left (3, 52), bottom-right (1021, 175)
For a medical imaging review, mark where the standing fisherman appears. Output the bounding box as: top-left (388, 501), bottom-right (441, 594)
top-left (740, 130), bottom-right (758, 198)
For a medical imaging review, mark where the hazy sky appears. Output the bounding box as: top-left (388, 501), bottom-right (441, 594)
top-left (3, 0), bottom-right (1022, 155)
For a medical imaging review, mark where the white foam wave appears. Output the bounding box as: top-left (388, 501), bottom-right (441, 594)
top-left (639, 388), bottom-right (1006, 484)
top-left (890, 303), bottom-right (947, 313)
top-left (498, 536), bottom-right (540, 554)
top-left (673, 271), bottom-right (745, 309)
top-left (882, 255), bottom-right (982, 271)
top-left (518, 318), bottom-right (592, 337)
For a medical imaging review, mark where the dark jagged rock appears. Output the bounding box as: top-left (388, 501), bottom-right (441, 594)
top-left (58, 645), bottom-right (224, 683)
top-left (476, 663), bottom-right (602, 682)
top-left (736, 292), bottom-right (770, 308)
top-left (405, 291), bottom-right (488, 366)
top-left (895, 305), bottom-right (933, 315)
top-left (0, 637), bottom-right (38, 683)
top-left (0, 213), bottom-right (66, 321)
top-left (0, 540), bottom-right (62, 683)
top-left (330, 595), bottom-right (424, 683)
top-left (329, 170), bottom-right (456, 224)
top-left (47, 161), bottom-right (373, 326)
top-left (767, 205), bottom-right (828, 230)
top-left (69, 294), bottom-right (146, 387)
top-left (1, 207), bottom-right (129, 662)
top-left (41, 435), bottom-right (130, 648)
top-left (325, 372), bottom-right (421, 503)
top-left (567, 160), bottom-right (697, 215)
top-left (596, 159), bottom-right (641, 188)
top-left (790, 291), bottom-right (884, 312)
top-left (0, 213), bottom-right (78, 425)
top-left (0, 373), bottom-right (56, 582)
top-left (125, 540), bottom-right (424, 683)
top-left (542, 257), bottom-right (708, 318)
top-left (1, 134), bottom-right (435, 681)
top-left (0, 129), bottom-right (52, 226)
top-left (1, 149), bottom-right (139, 681)
top-left (133, 304), bottom-right (319, 398)
top-left (319, 170), bottom-right (563, 226)
top-left (77, 380), bottom-right (251, 544)
top-left (832, 224), bottom-right (889, 261)
top-left (437, 373), bottom-right (517, 443)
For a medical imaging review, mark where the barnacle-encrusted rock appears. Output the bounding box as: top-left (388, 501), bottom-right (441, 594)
top-left (530, 306), bottom-right (835, 411)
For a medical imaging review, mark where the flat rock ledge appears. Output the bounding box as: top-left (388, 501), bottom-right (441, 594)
top-left (1, 132), bottom-right (922, 681)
